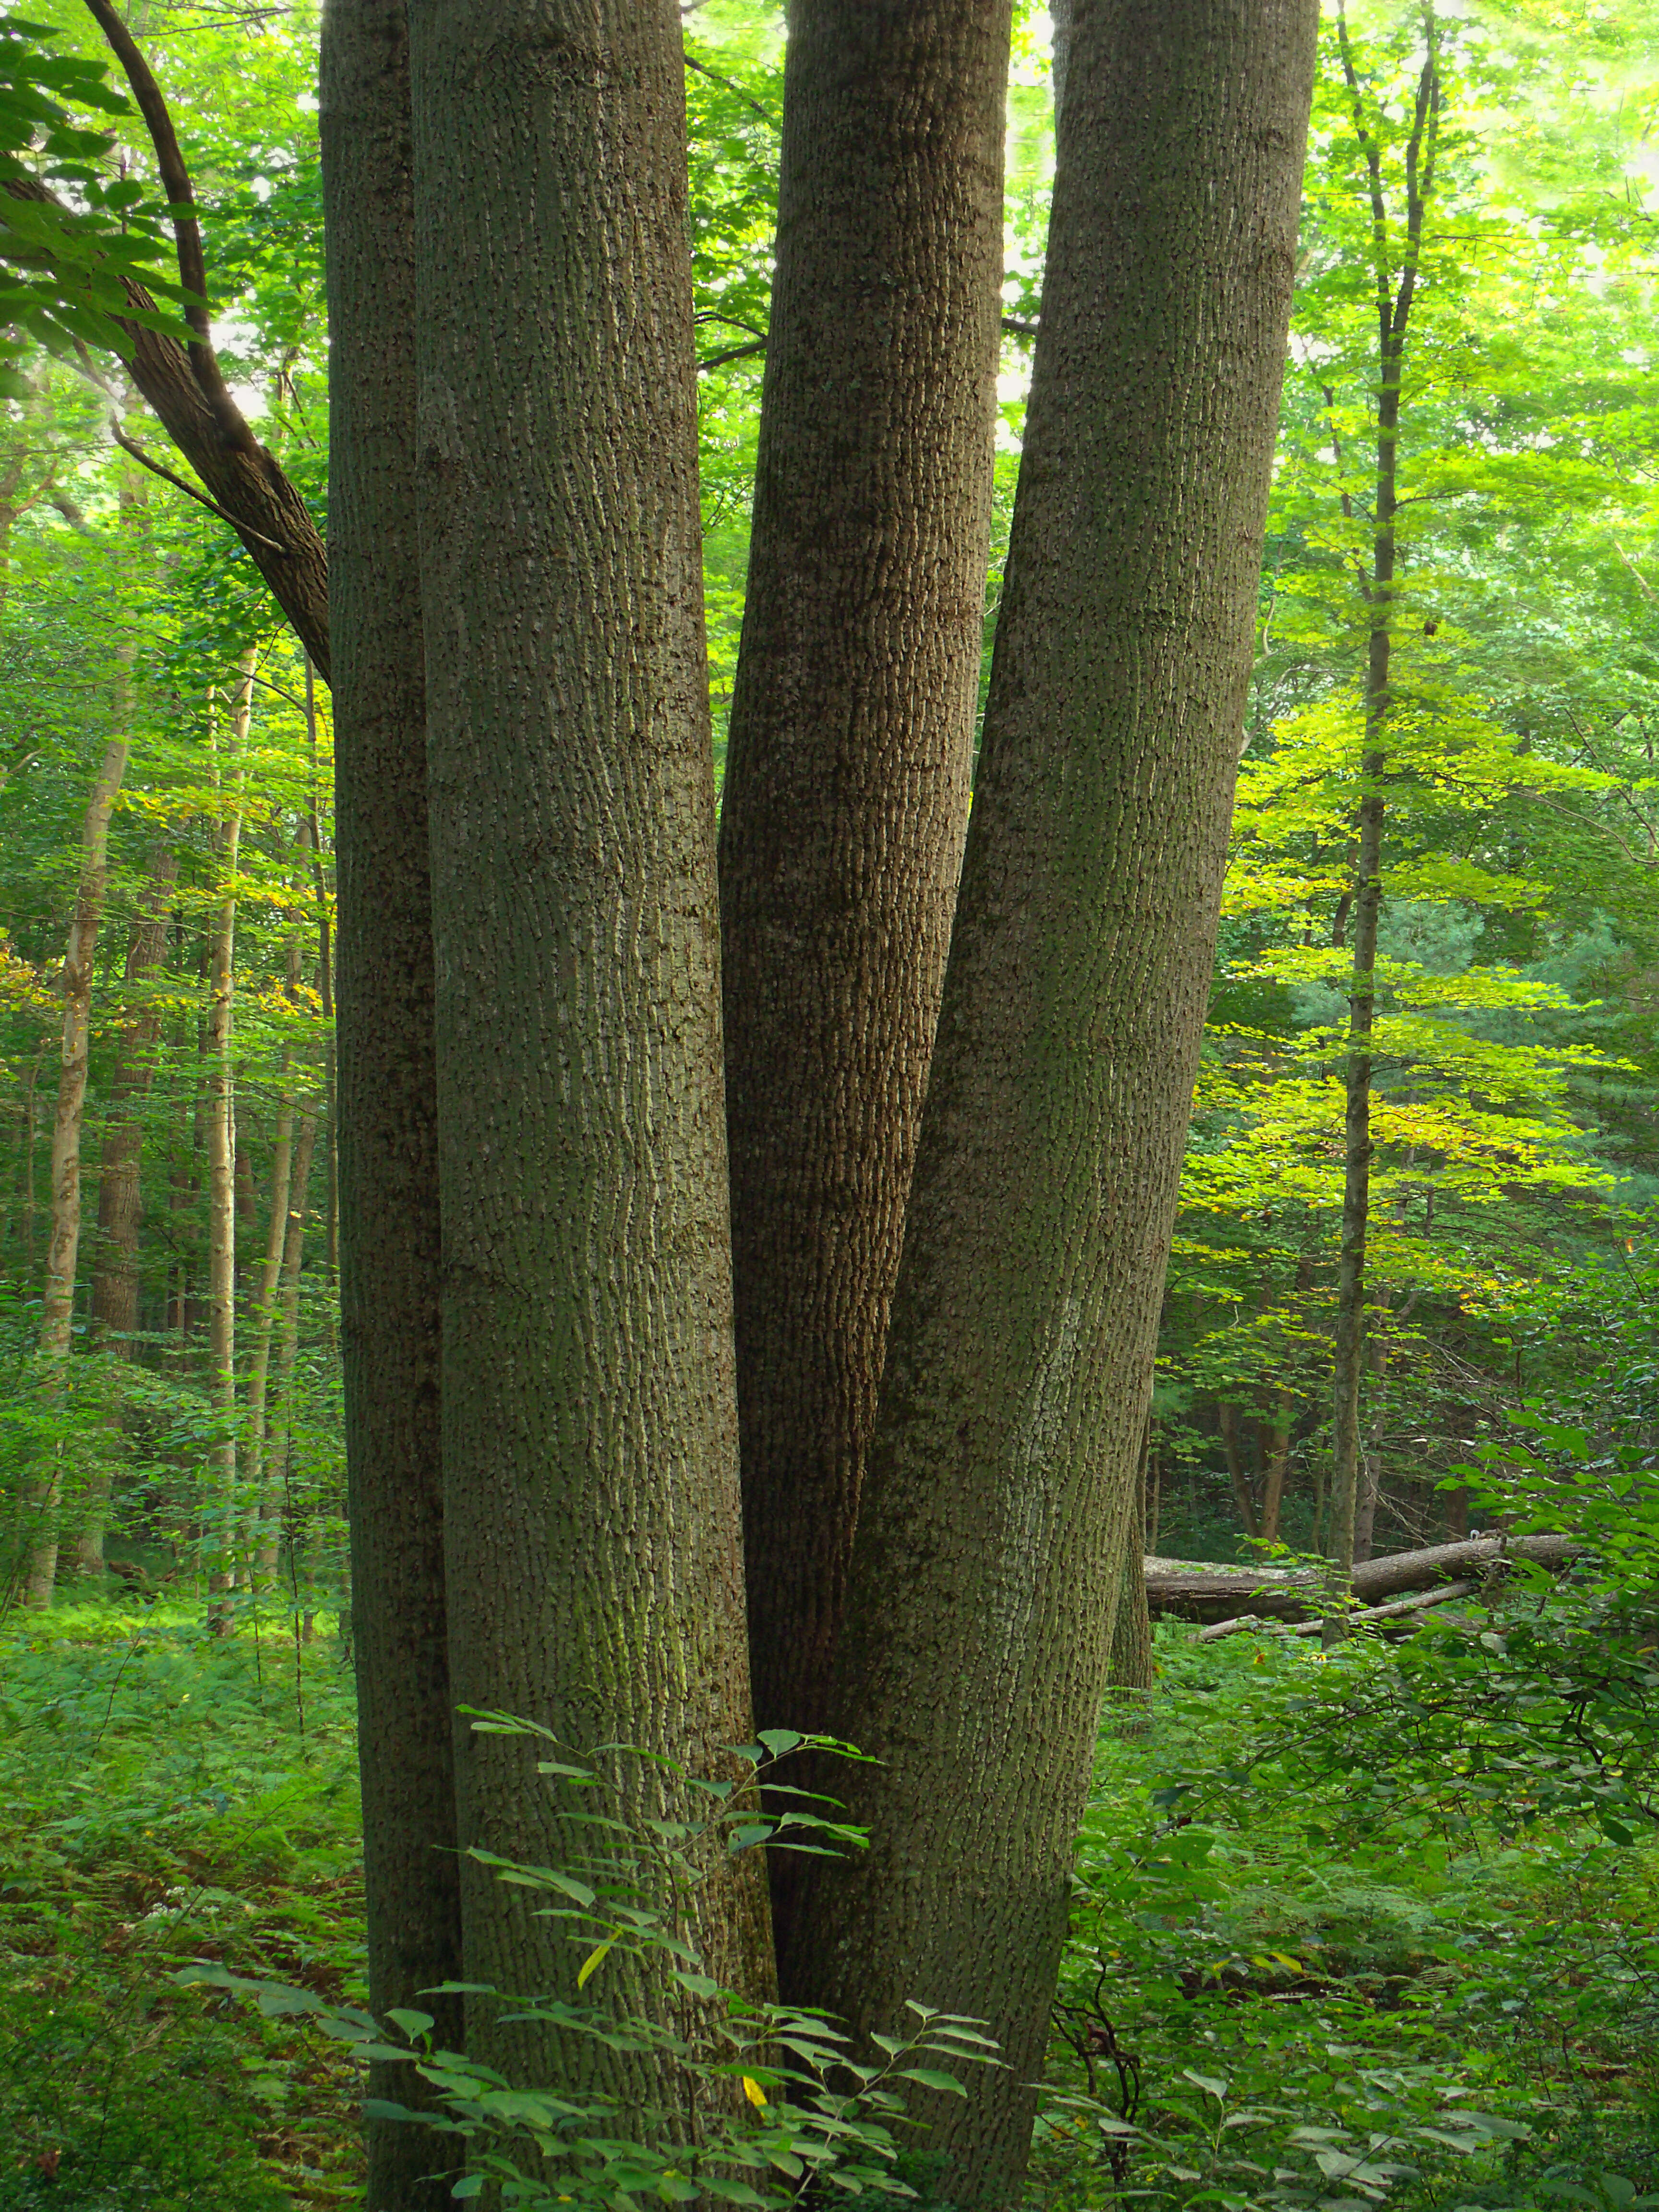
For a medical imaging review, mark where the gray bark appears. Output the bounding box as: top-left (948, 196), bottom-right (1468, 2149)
top-left (319, 3), bottom-right (464, 2200)
top-left (788, 2), bottom-right (1316, 2194)
top-left (408, 0), bottom-right (768, 2102)
top-left (716, 0), bottom-right (1012, 1930)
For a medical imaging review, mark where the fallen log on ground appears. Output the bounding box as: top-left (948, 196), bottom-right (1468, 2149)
top-left (1199, 1579), bottom-right (1478, 1644)
top-left (1146, 1534), bottom-right (1580, 1626)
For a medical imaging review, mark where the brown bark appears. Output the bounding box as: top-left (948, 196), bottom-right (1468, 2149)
top-left (319, 3), bottom-right (462, 2195)
top-left (409, 0), bottom-right (766, 2113)
top-left (790, 3), bottom-right (1316, 2193)
top-left (718, 1), bottom-right (1013, 1810)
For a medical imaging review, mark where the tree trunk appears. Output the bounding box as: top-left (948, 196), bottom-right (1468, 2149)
top-left (1327, 14), bottom-right (1439, 1605)
top-left (408, 0), bottom-right (767, 2104)
top-left (23, 647), bottom-right (137, 1605)
top-left (718, 1), bottom-right (1012, 1836)
top-left (258, 1106), bottom-right (318, 1584)
top-left (1108, 1542), bottom-right (1154, 1698)
top-left (204, 652), bottom-right (252, 1622)
top-left (73, 840), bottom-right (179, 1574)
top-left (241, 1078), bottom-right (295, 1583)
top-left (1218, 1402), bottom-right (1260, 1539)
top-left (790, 3), bottom-right (1316, 2194)
top-left (318, 4), bottom-right (464, 2198)
top-left (1258, 1251), bottom-right (1313, 1547)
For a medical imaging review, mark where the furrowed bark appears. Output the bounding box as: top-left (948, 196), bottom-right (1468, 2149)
top-left (319, 3), bottom-right (463, 2198)
top-left (408, 0), bottom-right (767, 2104)
top-left (718, 3), bottom-right (1013, 1834)
top-left (790, 4), bottom-right (1316, 2194)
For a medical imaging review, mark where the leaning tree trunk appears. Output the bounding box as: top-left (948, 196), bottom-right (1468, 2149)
top-left (1328, 13), bottom-right (1439, 1604)
top-left (74, 839), bottom-right (178, 1575)
top-left (718, 1), bottom-right (1012, 1833)
top-left (407, 0), bottom-right (768, 2106)
top-left (789, 4), bottom-right (1317, 2196)
top-left (203, 652), bottom-right (252, 1623)
top-left (318, 5), bottom-right (464, 2201)
top-left (22, 675), bottom-right (136, 1605)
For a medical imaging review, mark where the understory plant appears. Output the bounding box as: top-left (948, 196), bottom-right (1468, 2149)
top-left (185, 1720), bottom-right (999, 2208)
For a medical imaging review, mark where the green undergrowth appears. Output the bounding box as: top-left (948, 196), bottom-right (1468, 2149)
top-left (5, 1587), bottom-right (1659, 2211)
top-left (0, 1593), bottom-right (366, 2210)
top-left (1034, 1608), bottom-right (1659, 2212)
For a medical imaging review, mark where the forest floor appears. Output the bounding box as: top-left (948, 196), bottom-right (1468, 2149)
top-left (1, 1593), bottom-right (1655, 2211)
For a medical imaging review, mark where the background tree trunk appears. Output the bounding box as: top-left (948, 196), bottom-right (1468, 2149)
top-left (23, 638), bottom-right (138, 1605)
top-left (319, 2), bottom-right (464, 2198)
top-left (718, 1), bottom-right (1013, 1840)
top-left (789, 4), bottom-right (1316, 2194)
top-left (407, 0), bottom-right (768, 2105)
top-left (1328, 18), bottom-right (1439, 1603)
top-left (204, 652), bottom-right (252, 1621)
top-left (74, 840), bottom-right (179, 1574)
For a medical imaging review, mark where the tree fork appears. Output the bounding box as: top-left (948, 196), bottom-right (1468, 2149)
top-left (717, 0), bottom-right (1012, 1941)
top-left (789, 1), bottom-right (1317, 2193)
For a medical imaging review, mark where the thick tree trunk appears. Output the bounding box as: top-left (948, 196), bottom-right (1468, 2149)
top-left (204, 653), bottom-right (252, 1620)
top-left (790, 5), bottom-right (1316, 2195)
top-left (408, 0), bottom-right (767, 2105)
top-left (718, 1), bottom-right (1012, 1811)
top-left (24, 646), bottom-right (137, 1604)
top-left (319, 5), bottom-right (463, 2200)
top-left (1108, 1542), bottom-right (1154, 1697)
top-left (74, 840), bottom-right (178, 1574)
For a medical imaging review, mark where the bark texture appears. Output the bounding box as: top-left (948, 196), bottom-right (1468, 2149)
top-left (319, 4), bottom-right (463, 2200)
top-left (790, 4), bottom-right (1316, 2194)
top-left (719, 0), bottom-right (1012, 1784)
top-left (407, 0), bottom-right (766, 2096)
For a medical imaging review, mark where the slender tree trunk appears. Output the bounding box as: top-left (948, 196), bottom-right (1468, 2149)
top-left (74, 841), bottom-right (179, 1574)
top-left (260, 1106), bottom-right (317, 1583)
top-left (241, 1078), bottom-right (295, 1582)
top-left (22, 648), bottom-right (138, 1605)
top-left (319, 6), bottom-right (463, 2196)
top-left (204, 651), bottom-right (252, 1621)
top-left (1327, 14), bottom-right (1439, 1604)
top-left (1218, 1403), bottom-right (1260, 1539)
top-left (407, 0), bottom-right (768, 2099)
top-left (718, 2), bottom-right (1012, 1822)
top-left (790, 5), bottom-right (1316, 2193)
top-left (1258, 1251), bottom-right (1313, 1546)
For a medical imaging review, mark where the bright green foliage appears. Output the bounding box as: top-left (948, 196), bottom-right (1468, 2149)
top-left (0, 11), bottom-right (191, 391)
top-left (0, 1596), bottom-right (364, 2207)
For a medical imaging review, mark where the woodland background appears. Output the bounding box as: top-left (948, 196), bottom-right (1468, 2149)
top-left (0, 0), bottom-right (1657, 1596)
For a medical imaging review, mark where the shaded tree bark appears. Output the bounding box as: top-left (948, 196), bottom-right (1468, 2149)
top-left (407, 0), bottom-right (767, 2106)
top-left (718, 3), bottom-right (1013, 1829)
top-left (788, 3), bottom-right (1316, 2194)
top-left (319, 3), bottom-right (463, 2200)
